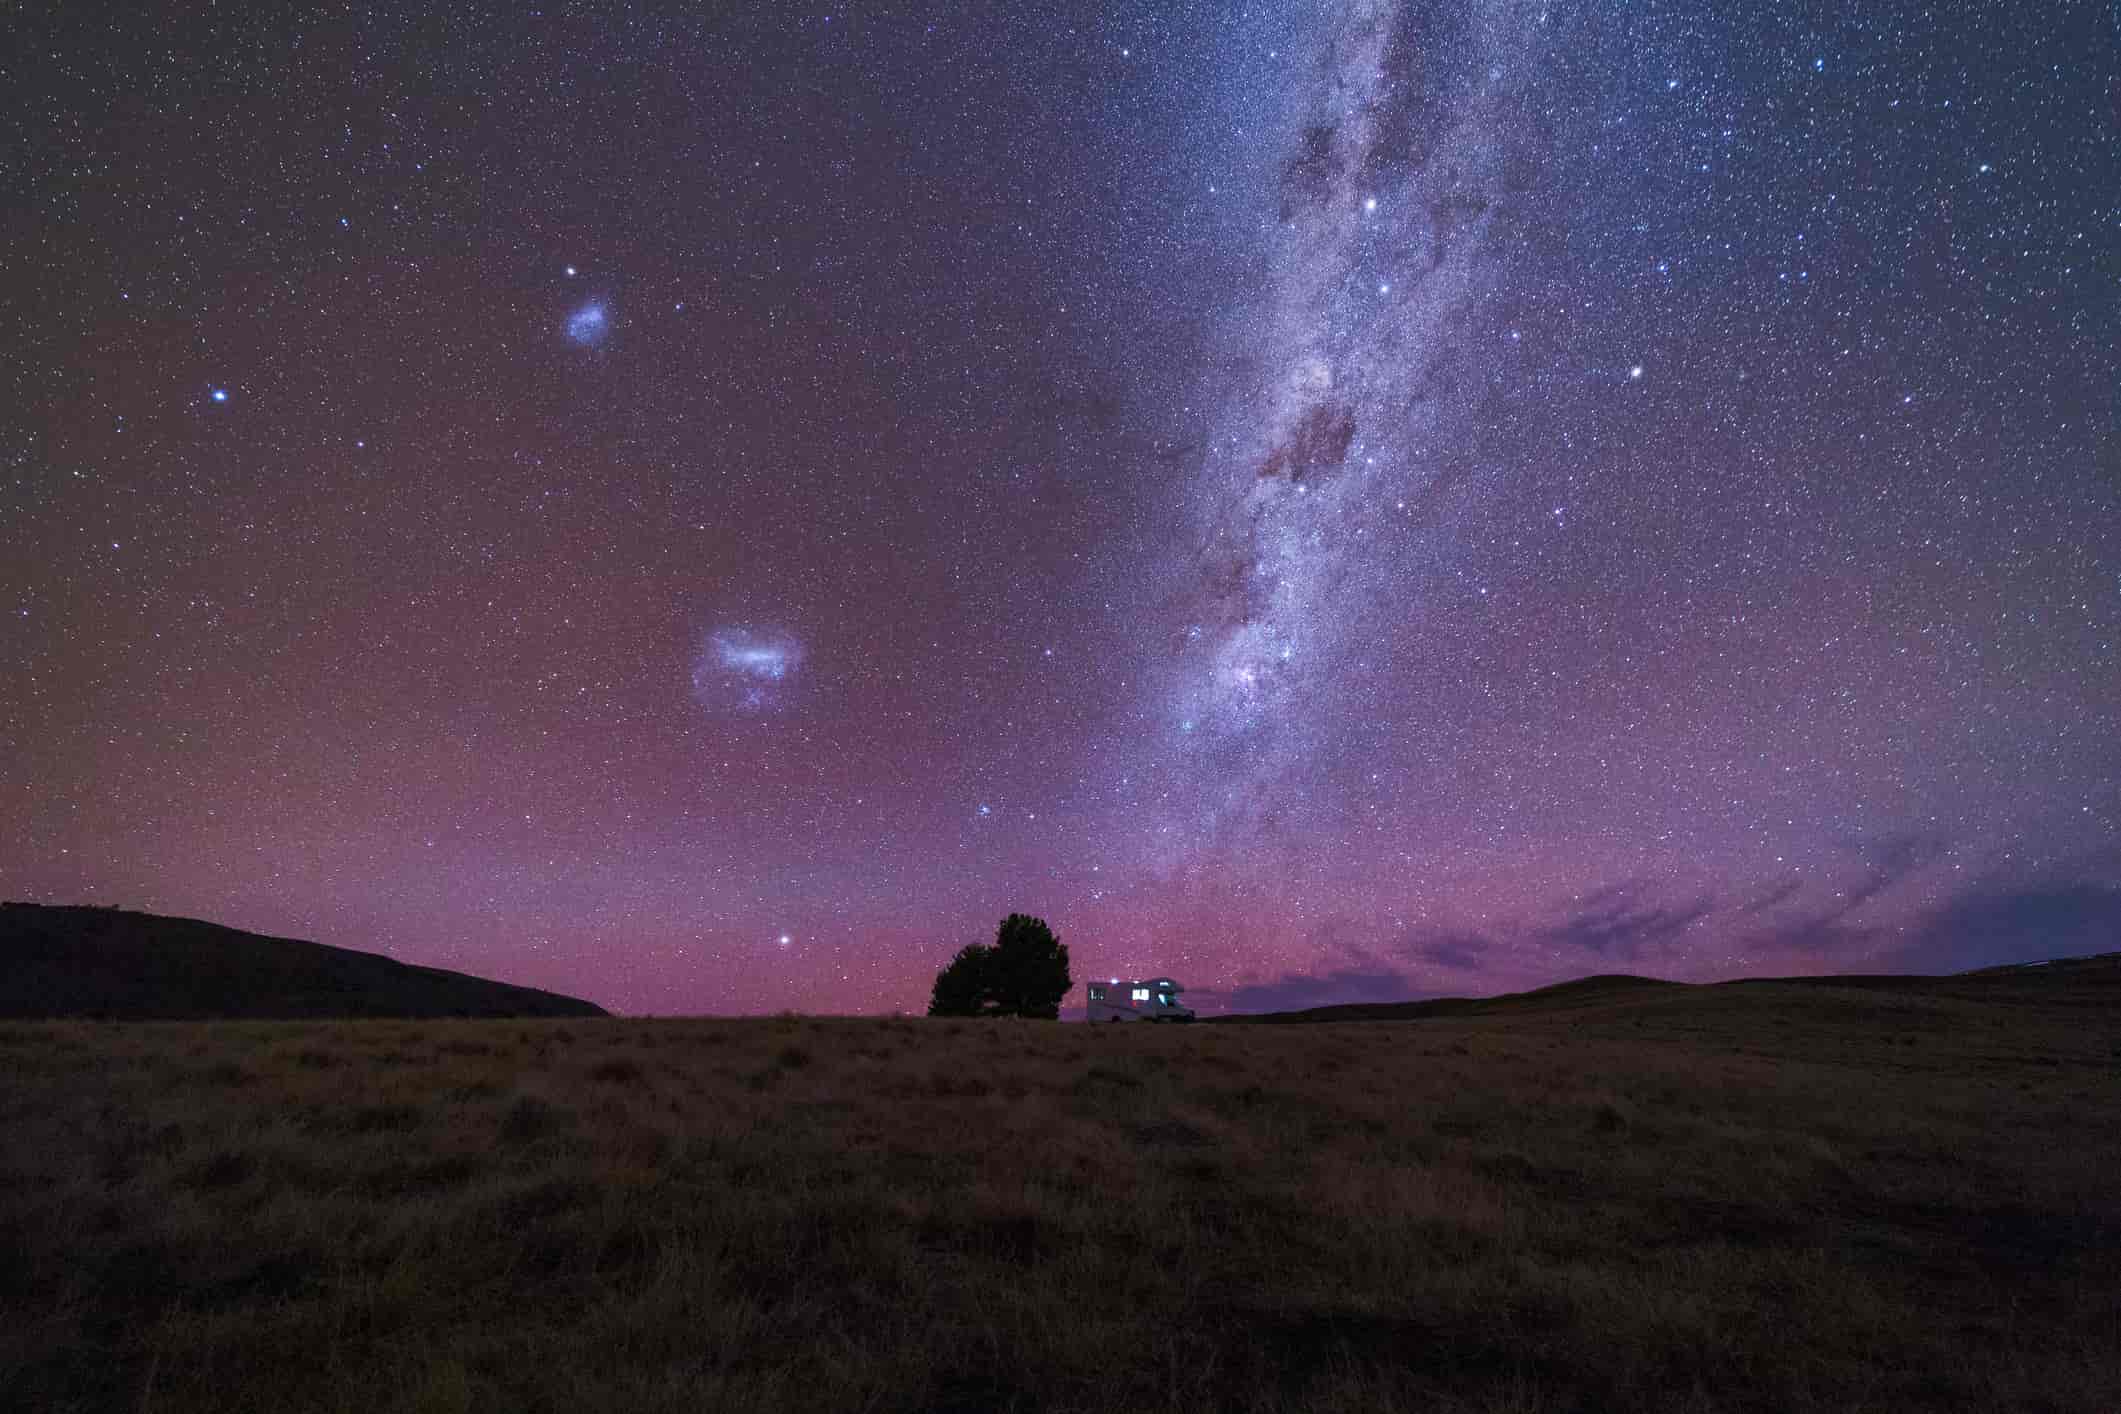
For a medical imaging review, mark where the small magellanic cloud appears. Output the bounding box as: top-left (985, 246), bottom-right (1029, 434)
top-left (566, 301), bottom-right (610, 346)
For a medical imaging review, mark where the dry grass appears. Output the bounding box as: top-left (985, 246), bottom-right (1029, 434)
top-left (2, 983), bottom-right (2116, 1412)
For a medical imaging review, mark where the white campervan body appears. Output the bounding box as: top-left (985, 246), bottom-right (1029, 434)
top-left (1085, 977), bottom-right (1194, 1023)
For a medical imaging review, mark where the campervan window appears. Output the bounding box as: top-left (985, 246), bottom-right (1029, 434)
top-left (1131, 987), bottom-right (1150, 1002)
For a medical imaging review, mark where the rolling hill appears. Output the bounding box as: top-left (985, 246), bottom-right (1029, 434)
top-left (1212, 952), bottom-right (2121, 1023)
top-left (0, 902), bottom-right (607, 1020)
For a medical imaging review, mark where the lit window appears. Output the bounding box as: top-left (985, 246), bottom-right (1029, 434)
top-left (1088, 985), bottom-right (1105, 1001)
top-left (1131, 987), bottom-right (1150, 1002)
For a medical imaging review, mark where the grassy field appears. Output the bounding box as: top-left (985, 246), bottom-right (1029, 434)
top-left (2, 979), bottom-right (2116, 1412)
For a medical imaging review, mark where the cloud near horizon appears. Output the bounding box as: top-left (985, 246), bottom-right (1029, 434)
top-left (1219, 967), bottom-right (1446, 1015)
top-left (1213, 862), bottom-right (2121, 1014)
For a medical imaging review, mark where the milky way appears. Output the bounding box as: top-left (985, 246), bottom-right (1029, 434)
top-left (2, 2), bottom-right (2114, 1014)
top-left (1159, 2), bottom-right (1555, 838)
top-left (1108, 0), bottom-right (2118, 1004)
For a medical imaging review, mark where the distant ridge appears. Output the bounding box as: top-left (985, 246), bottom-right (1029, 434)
top-left (1212, 954), bottom-right (2121, 1024)
top-left (0, 903), bottom-right (607, 1020)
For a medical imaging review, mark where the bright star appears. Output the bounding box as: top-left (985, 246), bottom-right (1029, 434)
top-left (778, 934), bottom-right (792, 947)
top-left (1629, 365), bottom-right (1644, 380)
top-left (1363, 197), bottom-right (1377, 213)
top-left (210, 388), bottom-right (228, 403)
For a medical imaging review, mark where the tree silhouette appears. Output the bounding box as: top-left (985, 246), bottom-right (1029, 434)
top-left (987, 913), bottom-right (1071, 1018)
top-left (927, 913), bottom-right (1072, 1018)
top-left (927, 944), bottom-right (992, 1018)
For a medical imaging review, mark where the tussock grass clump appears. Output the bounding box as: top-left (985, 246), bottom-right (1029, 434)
top-left (1, 991), bottom-right (2117, 1412)
top-left (498, 1093), bottom-right (570, 1143)
top-left (587, 1056), bottom-right (647, 1085)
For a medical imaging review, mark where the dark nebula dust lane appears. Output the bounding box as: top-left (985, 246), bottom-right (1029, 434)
top-left (1, 3), bottom-right (2116, 1014)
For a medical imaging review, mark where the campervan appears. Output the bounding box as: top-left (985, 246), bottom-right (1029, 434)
top-left (1085, 977), bottom-right (1194, 1023)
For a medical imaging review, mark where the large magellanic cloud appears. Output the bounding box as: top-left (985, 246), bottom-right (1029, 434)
top-left (692, 628), bottom-right (805, 715)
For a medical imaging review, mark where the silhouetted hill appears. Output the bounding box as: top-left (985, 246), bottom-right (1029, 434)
top-left (1726, 951), bottom-right (2121, 1007)
top-left (1212, 954), bottom-right (2120, 1023)
top-left (0, 903), bottom-right (607, 1020)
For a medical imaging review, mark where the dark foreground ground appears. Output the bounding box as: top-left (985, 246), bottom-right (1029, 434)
top-left (2, 976), bottom-right (2116, 1412)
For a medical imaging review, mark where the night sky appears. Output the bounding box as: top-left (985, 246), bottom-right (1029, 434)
top-left (5, 3), bottom-right (2117, 1016)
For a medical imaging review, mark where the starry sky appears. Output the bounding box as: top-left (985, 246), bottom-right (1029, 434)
top-left (4, 2), bottom-right (2117, 1016)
